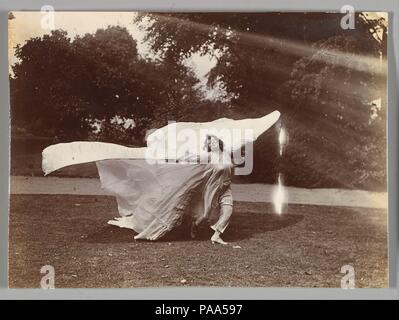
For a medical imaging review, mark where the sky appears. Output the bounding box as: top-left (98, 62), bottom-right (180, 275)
top-left (8, 11), bottom-right (220, 99)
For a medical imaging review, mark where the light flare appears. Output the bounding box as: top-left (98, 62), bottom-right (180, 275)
top-left (273, 173), bottom-right (287, 215)
top-left (278, 127), bottom-right (287, 156)
top-left (273, 126), bottom-right (288, 214)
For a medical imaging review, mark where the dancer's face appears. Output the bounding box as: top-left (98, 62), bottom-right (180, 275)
top-left (209, 136), bottom-right (220, 152)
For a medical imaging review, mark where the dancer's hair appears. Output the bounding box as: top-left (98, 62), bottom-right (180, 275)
top-left (206, 134), bottom-right (224, 152)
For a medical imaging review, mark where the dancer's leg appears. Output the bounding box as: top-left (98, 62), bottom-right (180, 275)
top-left (210, 204), bottom-right (233, 244)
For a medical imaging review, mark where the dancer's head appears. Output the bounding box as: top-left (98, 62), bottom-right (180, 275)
top-left (206, 134), bottom-right (224, 152)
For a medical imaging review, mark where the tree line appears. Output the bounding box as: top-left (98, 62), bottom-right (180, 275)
top-left (10, 13), bottom-right (387, 190)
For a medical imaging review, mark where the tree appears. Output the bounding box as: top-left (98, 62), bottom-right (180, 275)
top-left (11, 30), bottom-right (85, 137)
top-left (10, 26), bottom-right (203, 142)
top-left (276, 34), bottom-right (386, 189)
top-left (136, 12), bottom-right (388, 190)
top-left (136, 13), bottom-right (386, 109)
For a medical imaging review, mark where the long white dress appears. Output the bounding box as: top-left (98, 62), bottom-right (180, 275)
top-left (99, 150), bottom-right (232, 240)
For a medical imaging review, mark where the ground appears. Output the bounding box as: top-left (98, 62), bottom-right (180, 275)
top-left (9, 194), bottom-right (388, 288)
top-left (9, 137), bottom-right (388, 288)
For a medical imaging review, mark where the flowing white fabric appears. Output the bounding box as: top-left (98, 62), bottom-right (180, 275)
top-left (97, 155), bottom-right (231, 240)
top-left (41, 111), bottom-right (280, 240)
top-left (42, 111), bottom-right (280, 175)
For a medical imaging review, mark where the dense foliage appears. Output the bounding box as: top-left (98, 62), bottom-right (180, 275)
top-left (10, 13), bottom-right (387, 190)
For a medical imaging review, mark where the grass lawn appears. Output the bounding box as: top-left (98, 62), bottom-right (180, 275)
top-left (8, 195), bottom-right (388, 288)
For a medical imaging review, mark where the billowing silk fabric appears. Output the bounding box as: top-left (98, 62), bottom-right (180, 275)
top-left (96, 157), bottom-right (232, 240)
top-left (41, 112), bottom-right (280, 240)
top-left (42, 111), bottom-right (280, 176)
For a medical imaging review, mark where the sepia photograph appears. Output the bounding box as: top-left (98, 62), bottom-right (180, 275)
top-left (8, 11), bottom-right (388, 288)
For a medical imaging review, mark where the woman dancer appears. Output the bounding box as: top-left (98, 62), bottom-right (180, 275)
top-left (105, 134), bottom-right (235, 244)
top-left (41, 111), bottom-right (281, 243)
top-left (190, 134), bottom-right (234, 245)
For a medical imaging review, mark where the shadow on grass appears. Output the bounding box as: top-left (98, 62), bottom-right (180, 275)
top-left (84, 211), bottom-right (303, 243)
